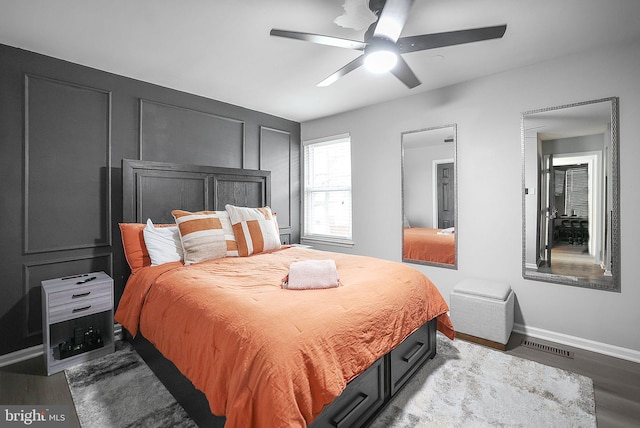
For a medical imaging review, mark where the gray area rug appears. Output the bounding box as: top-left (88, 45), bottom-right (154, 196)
top-left (65, 341), bottom-right (196, 428)
top-left (66, 335), bottom-right (596, 427)
top-left (371, 333), bottom-right (596, 427)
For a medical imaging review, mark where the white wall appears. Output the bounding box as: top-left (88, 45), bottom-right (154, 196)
top-left (404, 142), bottom-right (453, 228)
top-left (301, 39), bottom-right (640, 360)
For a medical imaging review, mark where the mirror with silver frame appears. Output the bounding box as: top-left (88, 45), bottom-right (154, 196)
top-left (522, 97), bottom-right (620, 291)
top-left (402, 124), bottom-right (457, 269)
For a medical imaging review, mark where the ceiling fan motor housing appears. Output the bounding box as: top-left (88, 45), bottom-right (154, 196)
top-left (364, 37), bottom-right (399, 73)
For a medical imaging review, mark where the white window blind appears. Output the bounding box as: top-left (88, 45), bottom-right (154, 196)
top-left (302, 134), bottom-right (352, 245)
top-left (565, 165), bottom-right (589, 217)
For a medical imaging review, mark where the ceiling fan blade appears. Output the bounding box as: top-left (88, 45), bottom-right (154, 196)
top-left (397, 24), bottom-right (507, 54)
top-left (390, 55), bottom-right (421, 89)
top-left (373, 0), bottom-right (415, 42)
top-left (270, 29), bottom-right (367, 50)
top-left (317, 55), bottom-right (365, 87)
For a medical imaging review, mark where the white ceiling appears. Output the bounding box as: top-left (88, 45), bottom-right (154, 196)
top-left (524, 99), bottom-right (614, 141)
top-left (1, 0), bottom-right (639, 122)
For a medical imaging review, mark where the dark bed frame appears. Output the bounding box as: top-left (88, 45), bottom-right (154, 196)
top-left (121, 159), bottom-right (438, 428)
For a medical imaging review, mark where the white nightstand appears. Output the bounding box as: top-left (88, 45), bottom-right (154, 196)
top-left (41, 271), bottom-right (115, 375)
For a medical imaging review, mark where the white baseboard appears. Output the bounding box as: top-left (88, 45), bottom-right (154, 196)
top-left (114, 323), bottom-right (123, 341)
top-left (514, 323), bottom-right (640, 364)
top-left (0, 323), bottom-right (124, 369)
top-left (0, 345), bottom-right (43, 368)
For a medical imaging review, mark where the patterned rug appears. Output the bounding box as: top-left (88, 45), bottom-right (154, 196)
top-left (65, 341), bottom-right (196, 427)
top-left (66, 334), bottom-right (596, 427)
top-left (371, 333), bottom-right (596, 427)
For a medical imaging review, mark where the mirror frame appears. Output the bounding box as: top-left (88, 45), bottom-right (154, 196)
top-left (401, 124), bottom-right (458, 269)
top-left (521, 97), bottom-right (620, 291)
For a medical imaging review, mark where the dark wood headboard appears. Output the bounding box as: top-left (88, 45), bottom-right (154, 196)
top-left (122, 159), bottom-right (271, 223)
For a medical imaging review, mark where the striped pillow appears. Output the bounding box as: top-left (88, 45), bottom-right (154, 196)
top-left (171, 210), bottom-right (238, 264)
top-left (225, 205), bottom-right (281, 256)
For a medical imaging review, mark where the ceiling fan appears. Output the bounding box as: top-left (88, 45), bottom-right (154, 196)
top-left (270, 0), bottom-right (507, 89)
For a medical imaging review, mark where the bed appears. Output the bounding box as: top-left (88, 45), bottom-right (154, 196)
top-left (117, 159), bottom-right (454, 428)
top-left (403, 227), bottom-right (455, 265)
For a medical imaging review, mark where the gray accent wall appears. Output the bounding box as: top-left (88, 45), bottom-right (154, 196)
top-left (0, 44), bottom-right (300, 357)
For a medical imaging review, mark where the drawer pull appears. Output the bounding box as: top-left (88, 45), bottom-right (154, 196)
top-left (332, 392), bottom-right (369, 428)
top-left (402, 341), bottom-right (425, 363)
top-left (72, 305), bottom-right (92, 313)
top-left (61, 274), bottom-right (89, 281)
top-left (72, 292), bottom-right (91, 299)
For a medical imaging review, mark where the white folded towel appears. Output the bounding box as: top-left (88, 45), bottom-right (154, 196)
top-left (282, 260), bottom-right (341, 290)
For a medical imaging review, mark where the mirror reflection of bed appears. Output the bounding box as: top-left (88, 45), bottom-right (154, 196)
top-left (401, 125), bottom-right (457, 268)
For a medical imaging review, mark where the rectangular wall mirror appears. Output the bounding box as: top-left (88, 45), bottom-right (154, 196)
top-left (402, 124), bottom-right (457, 269)
top-left (522, 97), bottom-right (620, 291)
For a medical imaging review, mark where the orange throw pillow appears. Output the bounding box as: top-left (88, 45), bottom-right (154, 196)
top-left (120, 222), bottom-right (175, 273)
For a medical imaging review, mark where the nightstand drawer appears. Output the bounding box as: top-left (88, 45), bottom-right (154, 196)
top-left (48, 295), bottom-right (113, 324)
top-left (48, 283), bottom-right (111, 308)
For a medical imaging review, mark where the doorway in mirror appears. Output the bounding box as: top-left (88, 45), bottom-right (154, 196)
top-left (522, 97), bottom-right (619, 291)
top-left (402, 124), bottom-right (457, 269)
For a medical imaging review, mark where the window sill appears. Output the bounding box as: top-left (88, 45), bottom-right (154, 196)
top-left (301, 237), bottom-right (354, 248)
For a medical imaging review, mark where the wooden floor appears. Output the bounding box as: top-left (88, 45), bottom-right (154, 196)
top-left (503, 332), bottom-right (640, 428)
top-left (0, 355), bottom-right (82, 428)
top-left (1, 332), bottom-right (639, 427)
top-left (541, 243), bottom-right (605, 274)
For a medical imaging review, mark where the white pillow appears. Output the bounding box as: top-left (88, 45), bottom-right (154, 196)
top-left (143, 219), bottom-right (184, 265)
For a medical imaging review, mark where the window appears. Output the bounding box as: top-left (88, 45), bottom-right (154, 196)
top-left (302, 134), bottom-right (352, 245)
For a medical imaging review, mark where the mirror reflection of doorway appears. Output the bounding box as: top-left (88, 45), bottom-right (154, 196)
top-left (540, 153), bottom-right (605, 279)
top-left (435, 161), bottom-right (455, 229)
top-left (522, 97), bottom-right (619, 291)
top-left (401, 124), bottom-right (457, 268)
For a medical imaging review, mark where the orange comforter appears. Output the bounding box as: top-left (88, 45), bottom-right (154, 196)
top-left (116, 247), bottom-right (453, 428)
top-left (403, 227), bottom-right (455, 264)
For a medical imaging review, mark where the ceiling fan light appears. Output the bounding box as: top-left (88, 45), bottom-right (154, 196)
top-left (364, 49), bottom-right (398, 73)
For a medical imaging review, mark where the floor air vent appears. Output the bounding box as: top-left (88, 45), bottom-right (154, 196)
top-left (521, 339), bottom-right (574, 359)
